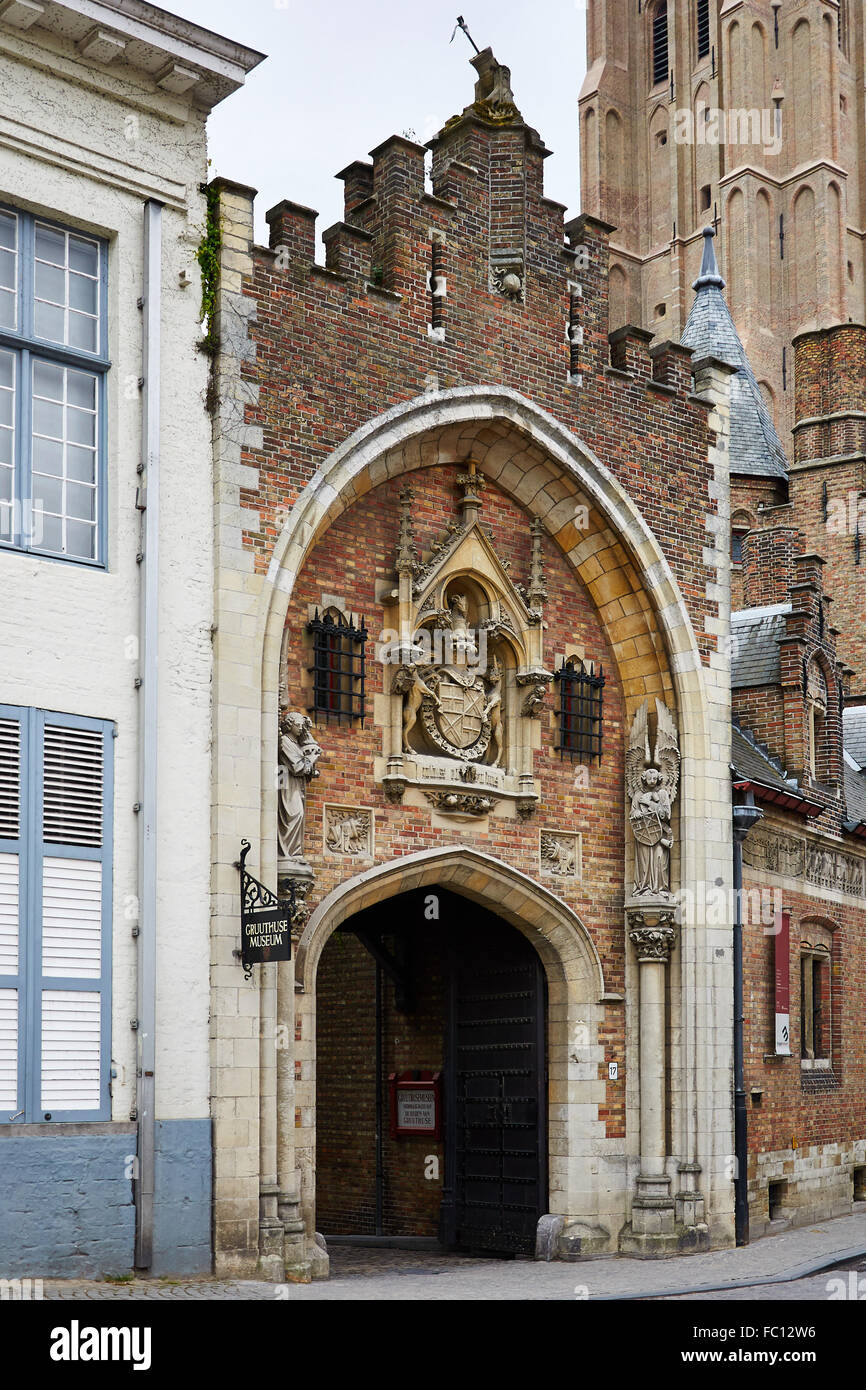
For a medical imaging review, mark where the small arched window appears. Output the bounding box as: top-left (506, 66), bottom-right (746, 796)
top-left (805, 661), bottom-right (829, 780)
top-left (652, 2), bottom-right (669, 86)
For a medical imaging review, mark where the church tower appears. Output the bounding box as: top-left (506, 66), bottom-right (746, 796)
top-left (580, 0), bottom-right (866, 456)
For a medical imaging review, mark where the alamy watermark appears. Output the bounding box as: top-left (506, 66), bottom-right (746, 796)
top-left (673, 104), bottom-right (782, 157)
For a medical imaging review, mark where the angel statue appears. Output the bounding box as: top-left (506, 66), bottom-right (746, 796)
top-left (626, 699), bottom-right (680, 896)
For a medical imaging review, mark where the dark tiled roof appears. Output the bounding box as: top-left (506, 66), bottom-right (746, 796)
top-left (731, 724), bottom-right (792, 794)
top-left (843, 707), bottom-right (866, 770)
top-left (731, 605), bottom-right (789, 687)
top-left (844, 762), bottom-right (866, 827)
top-left (681, 228), bottom-right (788, 479)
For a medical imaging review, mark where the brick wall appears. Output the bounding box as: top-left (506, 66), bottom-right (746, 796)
top-left (289, 465), bottom-right (628, 1141)
top-left (742, 864), bottom-right (866, 1232)
top-left (316, 923), bottom-right (446, 1237)
top-left (228, 98), bottom-right (719, 672)
top-left (793, 325), bottom-right (866, 695)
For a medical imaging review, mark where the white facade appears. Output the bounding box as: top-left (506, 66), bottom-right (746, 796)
top-left (0, 0), bottom-right (262, 1276)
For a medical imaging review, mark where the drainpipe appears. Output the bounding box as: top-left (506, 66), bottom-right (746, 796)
top-left (731, 796), bottom-right (762, 1247)
top-left (134, 199), bottom-right (162, 1269)
top-left (375, 963), bottom-right (384, 1236)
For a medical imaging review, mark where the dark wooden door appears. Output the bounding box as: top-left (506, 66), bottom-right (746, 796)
top-left (442, 911), bottom-right (547, 1256)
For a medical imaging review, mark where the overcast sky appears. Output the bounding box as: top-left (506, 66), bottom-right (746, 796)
top-left (169, 0), bottom-right (587, 245)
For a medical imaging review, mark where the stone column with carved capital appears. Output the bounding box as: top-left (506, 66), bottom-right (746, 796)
top-left (620, 900), bottom-right (682, 1256)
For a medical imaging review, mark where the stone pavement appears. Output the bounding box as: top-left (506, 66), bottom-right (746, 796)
top-left (31, 1206), bottom-right (866, 1301)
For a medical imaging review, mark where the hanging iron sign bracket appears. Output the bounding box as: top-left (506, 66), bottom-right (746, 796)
top-left (236, 839), bottom-right (294, 980)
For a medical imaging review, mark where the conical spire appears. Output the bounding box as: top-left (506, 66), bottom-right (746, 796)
top-left (682, 226), bottom-right (787, 480)
top-left (693, 226), bottom-right (725, 290)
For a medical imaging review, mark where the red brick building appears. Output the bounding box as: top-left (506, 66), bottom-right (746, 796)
top-left (204, 51), bottom-right (865, 1279)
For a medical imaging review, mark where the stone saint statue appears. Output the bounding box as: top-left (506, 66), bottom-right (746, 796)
top-left (625, 699), bottom-right (680, 896)
top-left (277, 711), bottom-right (322, 861)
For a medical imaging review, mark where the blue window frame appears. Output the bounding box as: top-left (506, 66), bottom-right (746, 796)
top-left (0, 205), bottom-right (108, 566)
top-left (0, 705), bottom-right (114, 1123)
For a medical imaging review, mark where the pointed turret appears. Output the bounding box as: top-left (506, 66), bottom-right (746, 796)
top-left (681, 229), bottom-right (787, 480)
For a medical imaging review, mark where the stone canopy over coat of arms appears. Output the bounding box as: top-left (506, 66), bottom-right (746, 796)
top-left (381, 463), bottom-right (552, 815)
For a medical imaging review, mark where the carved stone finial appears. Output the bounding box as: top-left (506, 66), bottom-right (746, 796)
top-left (395, 484), bottom-right (417, 574)
top-left (527, 517), bottom-right (548, 614)
top-left (456, 460), bottom-right (484, 526)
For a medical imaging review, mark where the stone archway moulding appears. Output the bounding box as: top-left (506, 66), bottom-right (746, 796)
top-left (255, 384), bottom-right (712, 842)
top-left (295, 843), bottom-right (607, 1000)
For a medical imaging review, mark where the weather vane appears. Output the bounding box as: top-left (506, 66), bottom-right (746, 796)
top-left (450, 15), bottom-right (480, 54)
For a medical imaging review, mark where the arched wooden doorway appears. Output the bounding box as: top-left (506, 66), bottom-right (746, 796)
top-left (316, 885), bottom-right (547, 1257)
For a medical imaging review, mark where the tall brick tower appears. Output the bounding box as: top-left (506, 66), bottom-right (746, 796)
top-left (579, 0), bottom-right (866, 456)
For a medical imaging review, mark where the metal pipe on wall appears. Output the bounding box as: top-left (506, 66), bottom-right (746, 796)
top-left (732, 797), bottom-right (762, 1248)
top-left (134, 198), bottom-right (162, 1269)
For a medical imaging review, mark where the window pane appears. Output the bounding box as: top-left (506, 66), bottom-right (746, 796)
top-left (0, 352), bottom-right (14, 482)
top-left (69, 236), bottom-right (98, 277)
top-left (34, 300), bottom-right (65, 343)
top-left (0, 467), bottom-right (11, 503)
top-left (35, 223), bottom-right (65, 266)
top-left (33, 396), bottom-right (63, 438)
top-left (33, 473), bottom-right (63, 514)
top-left (68, 312), bottom-right (97, 352)
top-left (0, 289), bottom-right (14, 331)
top-left (69, 273), bottom-right (97, 315)
top-left (39, 513), bottom-right (62, 552)
top-left (35, 260), bottom-right (65, 305)
top-left (66, 519), bottom-right (95, 560)
top-left (33, 436), bottom-right (63, 476)
top-left (67, 371), bottom-right (95, 410)
top-left (32, 225), bottom-right (101, 352)
top-left (0, 248), bottom-right (15, 290)
top-left (66, 445), bottom-right (95, 484)
top-left (67, 406), bottom-right (95, 447)
top-left (30, 360), bottom-right (99, 560)
top-left (33, 360), bottom-right (64, 400)
top-left (66, 481), bottom-right (95, 522)
top-left (0, 211), bottom-right (16, 253)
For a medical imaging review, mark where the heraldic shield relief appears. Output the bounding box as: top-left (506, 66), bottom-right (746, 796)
top-left (382, 463), bottom-right (553, 812)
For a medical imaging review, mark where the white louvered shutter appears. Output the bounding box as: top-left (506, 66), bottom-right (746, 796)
top-left (0, 989), bottom-right (17, 1108)
top-left (0, 717), bottom-right (20, 840)
top-left (43, 725), bottom-right (103, 847)
top-left (40, 720), bottom-right (106, 1113)
top-left (0, 714), bottom-right (20, 1112)
top-left (41, 991), bottom-right (101, 1110)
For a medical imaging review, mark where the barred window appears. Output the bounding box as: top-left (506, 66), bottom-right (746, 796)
top-left (307, 607), bottom-right (367, 725)
top-left (554, 657), bottom-right (604, 761)
top-left (800, 946), bottom-right (831, 1064)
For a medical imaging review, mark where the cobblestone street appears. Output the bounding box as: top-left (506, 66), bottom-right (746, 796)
top-left (29, 1207), bottom-right (866, 1302)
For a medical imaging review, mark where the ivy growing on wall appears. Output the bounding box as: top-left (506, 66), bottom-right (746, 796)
top-left (196, 183), bottom-right (221, 357)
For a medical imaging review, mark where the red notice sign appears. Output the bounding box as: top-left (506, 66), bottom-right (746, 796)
top-left (774, 909), bottom-right (791, 1055)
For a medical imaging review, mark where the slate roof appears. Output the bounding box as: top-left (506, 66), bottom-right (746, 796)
top-left (844, 761), bottom-right (866, 828)
top-left (731, 724), bottom-right (792, 793)
top-left (843, 706), bottom-right (866, 770)
top-left (730, 604), bottom-right (790, 688)
top-left (681, 228), bottom-right (788, 480)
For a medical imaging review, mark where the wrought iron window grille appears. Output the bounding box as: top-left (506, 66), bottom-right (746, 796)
top-left (307, 608), bottom-right (367, 725)
top-left (554, 657), bottom-right (605, 761)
